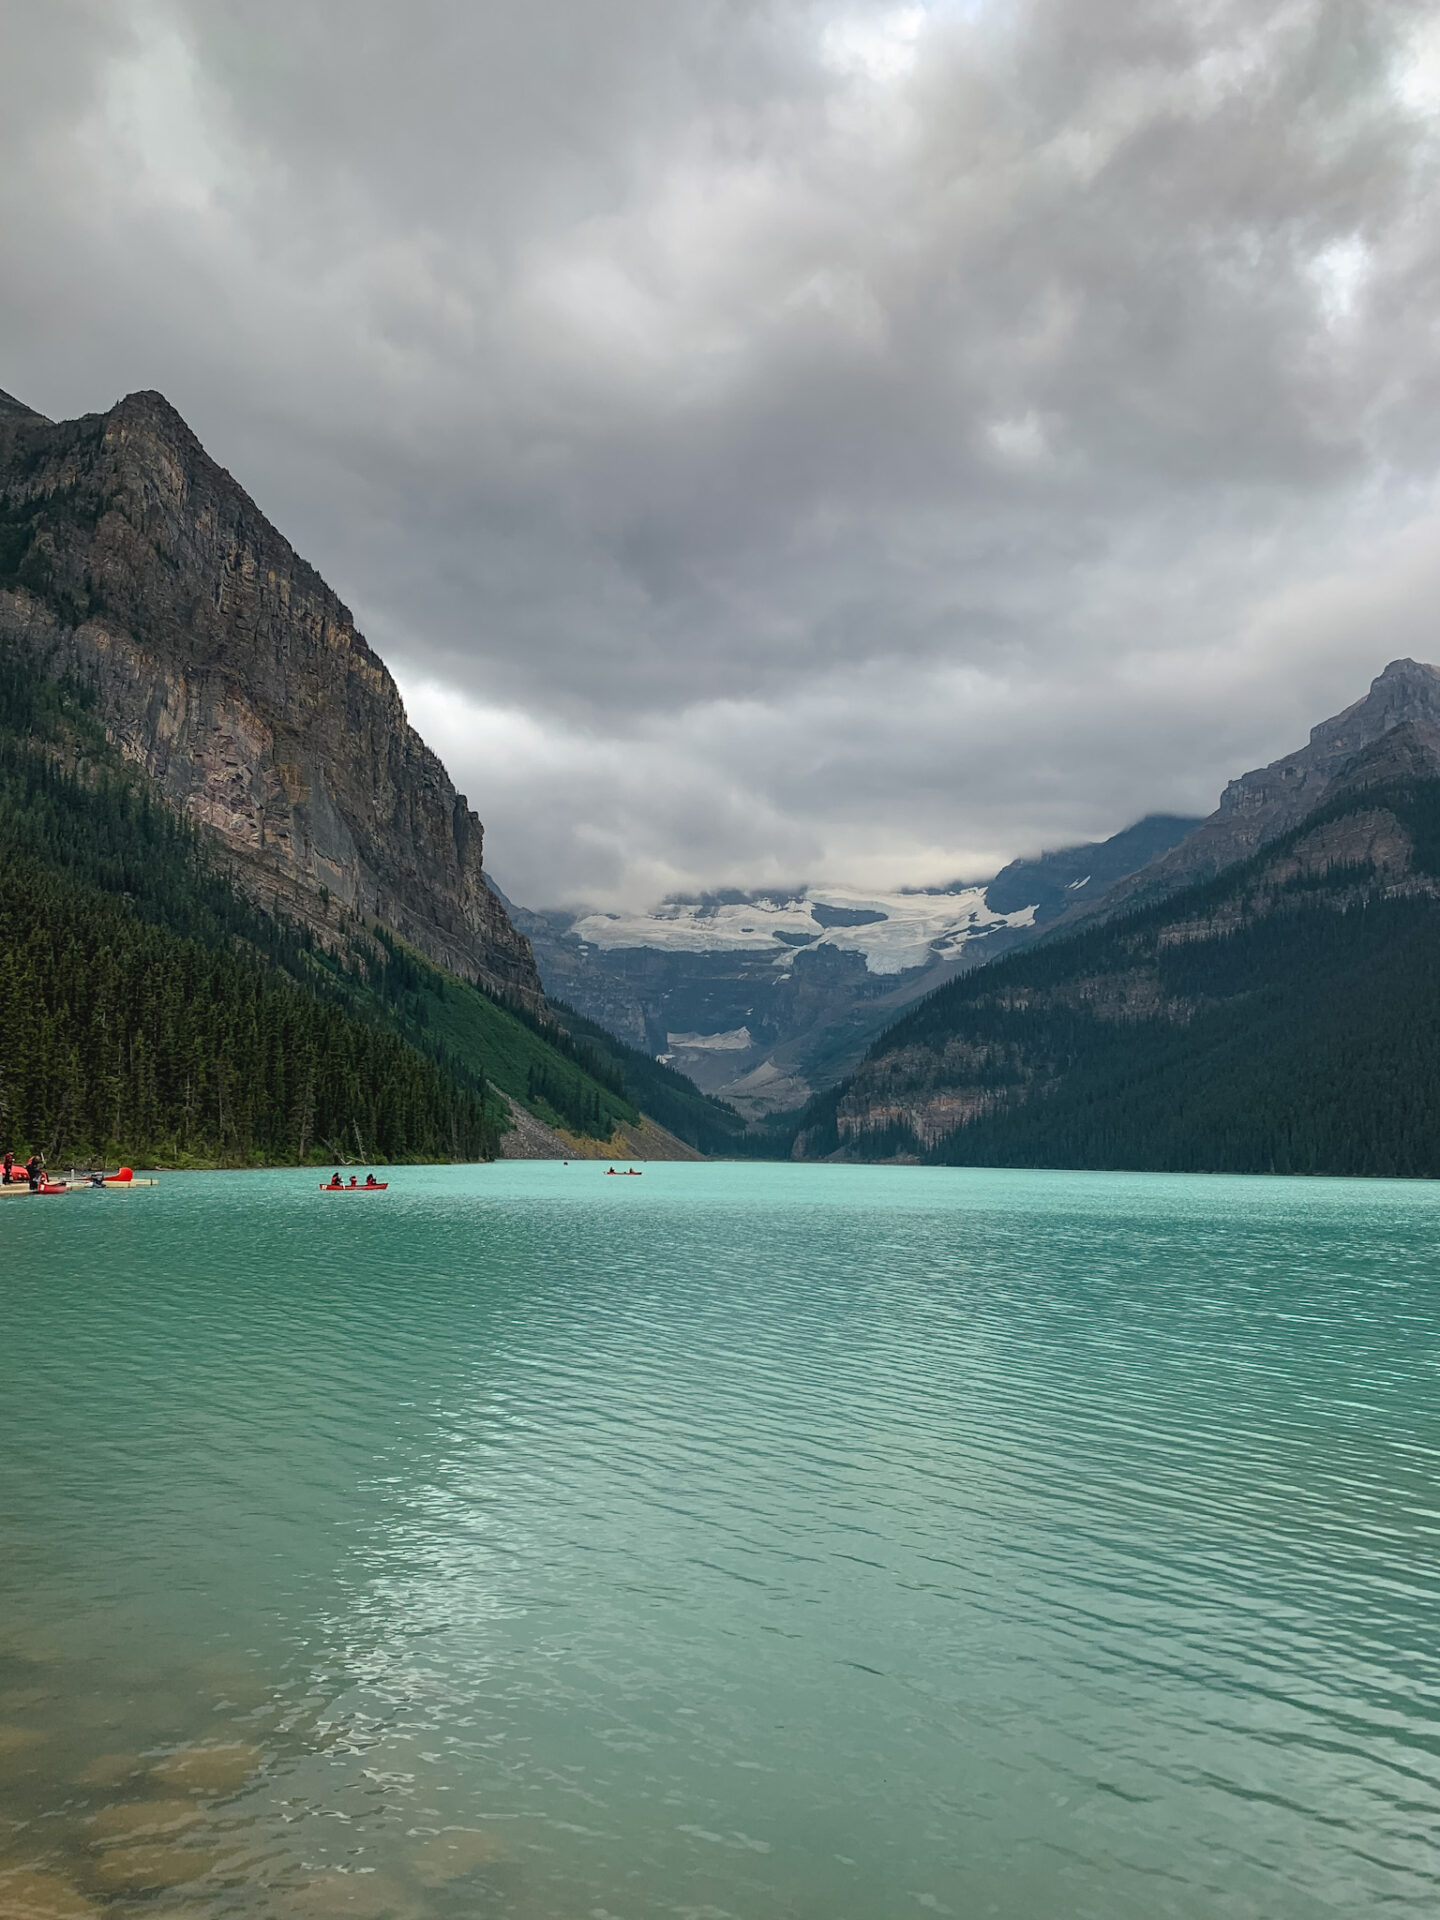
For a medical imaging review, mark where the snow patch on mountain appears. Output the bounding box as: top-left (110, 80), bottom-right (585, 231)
top-left (571, 886), bottom-right (1035, 978)
top-left (666, 1027), bottom-right (753, 1051)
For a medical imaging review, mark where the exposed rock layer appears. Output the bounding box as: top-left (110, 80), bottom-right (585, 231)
top-left (0, 389), bottom-right (541, 1005)
top-left (1068, 660), bottom-right (1440, 926)
top-left (818, 709), bottom-right (1440, 1157)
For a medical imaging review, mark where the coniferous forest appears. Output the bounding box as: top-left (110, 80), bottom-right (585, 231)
top-left (787, 774), bottom-right (1440, 1179)
top-left (0, 663), bottom-right (505, 1166)
top-left (0, 644), bottom-right (748, 1167)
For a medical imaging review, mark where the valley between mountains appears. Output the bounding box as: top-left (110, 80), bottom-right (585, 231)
top-left (499, 812), bottom-right (1201, 1118)
top-left (4, 382), bottom-right (1440, 1177)
top-left (511, 655), bottom-right (1440, 1174)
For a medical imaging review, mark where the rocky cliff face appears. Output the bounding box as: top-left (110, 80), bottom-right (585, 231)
top-left (0, 389), bottom-right (542, 1005)
top-left (1069, 660), bottom-right (1440, 925)
top-left (810, 709), bottom-right (1440, 1161)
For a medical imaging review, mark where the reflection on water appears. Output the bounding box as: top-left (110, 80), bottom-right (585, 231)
top-left (3, 1161), bottom-right (1440, 1919)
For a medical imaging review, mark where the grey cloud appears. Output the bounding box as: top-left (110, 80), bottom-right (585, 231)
top-left (2, 0), bottom-right (1438, 904)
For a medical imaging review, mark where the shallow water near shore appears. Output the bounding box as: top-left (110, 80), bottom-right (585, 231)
top-left (2, 1160), bottom-right (1439, 1918)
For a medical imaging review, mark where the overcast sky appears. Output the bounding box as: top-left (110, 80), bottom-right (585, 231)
top-left (3, 1), bottom-right (1439, 906)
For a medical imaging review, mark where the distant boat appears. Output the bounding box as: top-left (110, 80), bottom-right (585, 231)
top-left (320, 1180), bottom-right (388, 1191)
top-left (604, 1168), bottom-right (642, 1176)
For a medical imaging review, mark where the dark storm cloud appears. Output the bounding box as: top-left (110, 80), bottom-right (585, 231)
top-left (2, 0), bottom-right (1439, 902)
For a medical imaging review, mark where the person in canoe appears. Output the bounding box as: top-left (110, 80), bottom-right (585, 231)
top-left (327, 1170), bottom-right (343, 1189)
top-left (365, 1173), bottom-right (379, 1188)
top-left (348, 1174), bottom-right (358, 1187)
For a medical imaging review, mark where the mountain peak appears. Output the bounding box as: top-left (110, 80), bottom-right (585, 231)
top-left (0, 386), bottom-right (543, 1006)
top-left (1311, 658), bottom-right (1440, 752)
top-left (1207, 658), bottom-right (1440, 834)
top-left (1050, 659), bottom-right (1440, 926)
top-left (1374, 656), bottom-right (1438, 688)
top-left (109, 388), bottom-right (201, 436)
top-left (0, 387), bottom-right (47, 421)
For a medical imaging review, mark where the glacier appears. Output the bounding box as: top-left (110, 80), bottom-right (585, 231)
top-left (571, 885), bottom-right (1036, 978)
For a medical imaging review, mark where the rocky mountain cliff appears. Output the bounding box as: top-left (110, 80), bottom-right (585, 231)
top-left (0, 388), bottom-right (541, 1005)
top-left (794, 695), bottom-right (1440, 1176)
top-left (1066, 660), bottom-right (1440, 926)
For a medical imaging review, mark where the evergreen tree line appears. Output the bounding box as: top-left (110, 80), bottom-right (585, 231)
top-left (495, 986), bottom-right (632, 1099)
top-left (0, 502), bottom-right (753, 1160)
top-left (0, 848), bottom-right (498, 1165)
top-left (913, 893), bottom-right (1440, 1177)
top-left (487, 984), bottom-right (751, 1150)
top-left (524, 1059), bottom-right (612, 1135)
top-left (790, 776), bottom-right (1440, 1178)
top-left (360, 931), bottom-right (646, 1139)
top-left (543, 999), bottom-right (749, 1156)
top-left (0, 662), bottom-right (499, 1165)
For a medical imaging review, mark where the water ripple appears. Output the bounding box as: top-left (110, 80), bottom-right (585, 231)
top-left (2, 1162), bottom-right (1439, 1918)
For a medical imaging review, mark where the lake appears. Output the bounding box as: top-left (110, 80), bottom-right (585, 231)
top-left (2, 1162), bottom-right (1438, 1918)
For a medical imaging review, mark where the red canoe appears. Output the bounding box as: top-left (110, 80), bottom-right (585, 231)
top-left (319, 1182), bottom-right (388, 1191)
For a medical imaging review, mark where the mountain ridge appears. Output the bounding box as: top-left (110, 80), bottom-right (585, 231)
top-left (0, 387), bottom-right (45, 420)
top-left (1059, 659), bottom-right (1440, 929)
top-left (0, 387), bottom-right (541, 1005)
top-left (504, 814), bottom-right (1202, 1116)
top-left (0, 384), bottom-right (751, 1161)
top-left (788, 692), bottom-right (1440, 1175)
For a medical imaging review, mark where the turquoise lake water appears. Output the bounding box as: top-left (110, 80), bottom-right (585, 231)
top-left (2, 1161), bottom-right (1439, 1918)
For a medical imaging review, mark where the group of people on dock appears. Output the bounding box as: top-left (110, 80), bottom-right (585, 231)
top-left (2, 1150), bottom-right (44, 1191)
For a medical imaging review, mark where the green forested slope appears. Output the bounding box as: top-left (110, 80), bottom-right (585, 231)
top-left (362, 940), bottom-right (643, 1139)
top-left (0, 659), bottom-right (680, 1164)
top-left (365, 967), bottom-right (747, 1152)
top-left (793, 770), bottom-right (1440, 1177)
top-left (0, 851), bottom-right (498, 1166)
top-left (927, 896), bottom-right (1440, 1175)
top-left (545, 1000), bottom-right (748, 1155)
top-left (0, 739), bottom-right (500, 1165)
